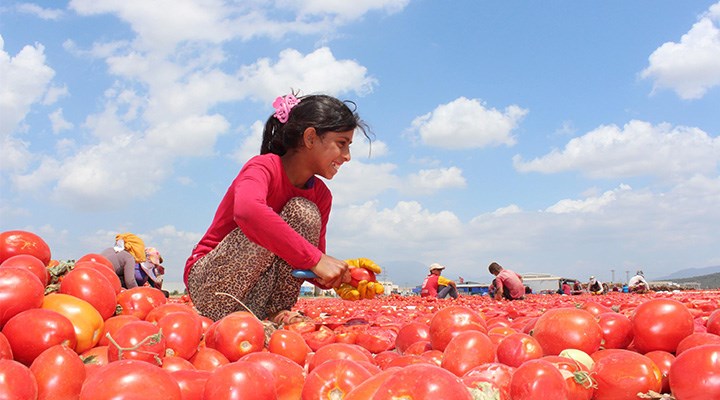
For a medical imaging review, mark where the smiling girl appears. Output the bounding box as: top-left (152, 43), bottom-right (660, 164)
top-left (184, 93), bottom-right (370, 323)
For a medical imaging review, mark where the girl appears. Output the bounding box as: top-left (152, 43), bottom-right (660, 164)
top-left (184, 93), bottom-right (370, 323)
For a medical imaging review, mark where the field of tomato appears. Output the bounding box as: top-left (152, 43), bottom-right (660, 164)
top-left (1, 229), bottom-right (720, 400)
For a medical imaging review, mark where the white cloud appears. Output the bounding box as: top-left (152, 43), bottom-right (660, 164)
top-left (329, 161), bottom-right (400, 206)
top-left (545, 184), bottom-right (631, 214)
top-left (405, 167), bottom-right (467, 195)
top-left (641, 2), bottom-right (720, 99)
top-left (409, 97), bottom-right (526, 149)
top-left (513, 120), bottom-right (720, 181)
top-left (49, 108), bottom-right (74, 134)
top-left (16, 3), bottom-right (65, 20)
top-left (292, 0), bottom-right (410, 21)
top-left (42, 85), bottom-right (68, 105)
top-left (0, 136), bottom-right (34, 172)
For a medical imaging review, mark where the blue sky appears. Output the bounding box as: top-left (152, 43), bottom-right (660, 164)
top-left (1, 1), bottom-right (719, 288)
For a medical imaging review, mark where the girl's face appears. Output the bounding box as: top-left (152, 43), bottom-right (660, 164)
top-left (311, 129), bottom-right (354, 180)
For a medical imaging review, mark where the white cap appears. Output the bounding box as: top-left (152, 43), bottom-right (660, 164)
top-left (429, 263), bottom-right (446, 272)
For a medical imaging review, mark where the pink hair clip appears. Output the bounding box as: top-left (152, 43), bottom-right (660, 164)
top-left (272, 94), bottom-right (300, 123)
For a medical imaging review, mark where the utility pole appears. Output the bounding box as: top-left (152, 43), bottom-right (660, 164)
top-left (611, 269), bottom-right (615, 283)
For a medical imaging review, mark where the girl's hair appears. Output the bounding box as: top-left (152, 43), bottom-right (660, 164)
top-left (261, 94), bottom-right (371, 155)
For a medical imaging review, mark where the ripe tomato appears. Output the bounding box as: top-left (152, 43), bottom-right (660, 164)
top-left (73, 260), bottom-right (122, 295)
top-left (0, 230), bottom-right (51, 265)
top-left (429, 305), bottom-right (487, 351)
top-left (355, 326), bottom-right (397, 354)
top-left (532, 307), bottom-right (602, 355)
top-left (268, 328), bottom-right (311, 366)
top-left (116, 286), bottom-right (168, 319)
top-left (631, 298), bottom-right (694, 353)
top-left (106, 320), bottom-right (166, 365)
top-left (509, 359), bottom-right (568, 399)
top-left (344, 367), bottom-right (400, 400)
top-left (308, 342), bottom-right (373, 372)
top-left (385, 354), bottom-right (433, 368)
top-left (0, 359), bottom-right (39, 400)
top-left (403, 340), bottom-right (432, 355)
top-left (372, 363), bottom-right (473, 399)
top-left (30, 344), bottom-right (86, 400)
top-left (79, 359), bottom-right (182, 400)
top-left (0, 266), bottom-right (45, 328)
top-left (441, 330), bottom-right (495, 376)
top-left (0, 254), bottom-right (49, 286)
top-left (189, 346), bottom-right (230, 371)
top-left (81, 345), bottom-right (109, 378)
top-left (590, 349), bottom-right (662, 400)
top-left (542, 355), bottom-right (595, 400)
top-left (157, 311), bottom-right (203, 360)
top-left (97, 314), bottom-right (140, 346)
top-left (706, 309), bottom-right (720, 335)
top-left (2, 308), bottom-right (77, 365)
top-left (462, 363), bottom-right (515, 400)
top-left (395, 322), bottom-right (430, 354)
top-left (0, 332), bottom-right (12, 359)
top-left (203, 361), bottom-right (277, 400)
top-left (161, 355), bottom-right (196, 371)
top-left (76, 253), bottom-right (114, 270)
top-left (144, 302), bottom-right (198, 323)
top-left (171, 369), bottom-right (211, 400)
top-left (303, 324), bottom-right (337, 351)
top-left (597, 311), bottom-right (633, 349)
top-left (668, 344), bottom-right (720, 399)
top-left (59, 267), bottom-right (117, 320)
top-left (373, 350), bottom-right (401, 369)
top-left (349, 267), bottom-right (376, 287)
top-left (241, 352), bottom-right (305, 400)
top-left (675, 332), bottom-right (720, 355)
top-left (496, 332), bottom-right (543, 368)
top-left (208, 311), bottom-right (265, 362)
top-left (42, 293), bottom-right (104, 353)
top-left (302, 359), bottom-right (374, 400)
top-left (644, 350), bottom-right (674, 394)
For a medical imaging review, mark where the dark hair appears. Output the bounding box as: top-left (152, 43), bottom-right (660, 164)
top-left (261, 94), bottom-right (371, 155)
top-left (488, 262), bottom-right (503, 275)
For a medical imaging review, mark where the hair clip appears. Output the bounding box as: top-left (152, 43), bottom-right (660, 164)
top-left (272, 94), bottom-right (300, 123)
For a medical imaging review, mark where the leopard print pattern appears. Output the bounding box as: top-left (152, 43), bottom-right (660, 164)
top-left (187, 197), bottom-right (321, 321)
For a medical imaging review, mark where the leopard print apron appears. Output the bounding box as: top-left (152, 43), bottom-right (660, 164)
top-left (187, 197), bottom-right (321, 321)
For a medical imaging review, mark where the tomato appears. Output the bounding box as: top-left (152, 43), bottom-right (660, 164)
top-left (73, 260), bottom-right (122, 295)
top-left (30, 344), bottom-right (86, 400)
top-left (532, 307), bottom-right (602, 355)
top-left (145, 302), bottom-right (198, 323)
top-left (81, 345), bottom-right (109, 378)
top-left (76, 253), bottom-right (114, 270)
top-left (668, 344), bottom-right (720, 399)
top-left (97, 314), bottom-right (140, 346)
top-left (350, 267), bottom-right (376, 287)
top-left (440, 330), bottom-right (495, 376)
top-left (542, 356), bottom-right (595, 400)
top-left (308, 342), bottom-right (373, 372)
top-left (462, 363), bottom-right (515, 400)
top-left (302, 358), bottom-right (374, 400)
top-left (207, 311), bottom-right (265, 362)
top-left (644, 350), bottom-right (674, 394)
top-left (429, 305), bottom-right (487, 351)
top-left (116, 286), bottom-right (168, 319)
top-left (0, 266), bottom-right (45, 328)
top-left (285, 320), bottom-right (317, 335)
top-left (385, 354), bottom-right (433, 368)
top-left (189, 346), bottom-right (230, 371)
top-left (157, 311), bottom-right (203, 360)
top-left (303, 324), bottom-right (337, 351)
top-left (161, 355), bottom-right (196, 371)
top-left (675, 332), bottom-right (720, 355)
top-left (631, 298), bottom-right (694, 353)
top-left (345, 367), bottom-right (400, 400)
top-left (403, 340), bottom-right (432, 355)
top-left (496, 332), bottom-right (543, 368)
top-left (171, 369), bottom-right (211, 400)
top-left (203, 361), bottom-right (277, 400)
top-left (509, 359), bottom-right (568, 399)
top-left (59, 267), bottom-right (117, 320)
top-left (0, 359), bottom-right (39, 399)
top-left (590, 349), bottom-right (662, 400)
top-left (42, 293), bottom-right (104, 353)
top-left (2, 308), bottom-right (77, 365)
top-left (707, 309), bottom-right (720, 335)
top-left (1, 254), bottom-right (49, 286)
top-left (241, 352), bottom-right (305, 400)
top-left (79, 359), bottom-right (182, 399)
top-left (268, 328), bottom-right (311, 366)
top-left (0, 331), bottom-right (12, 359)
top-left (355, 326), bottom-right (397, 354)
top-left (597, 311), bottom-right (633, 349)
top-left (372, 363), bottom-right (473, 399)
top-left (580, 300), bottom-right (612, 317)
top-left (394, 322), bottom-right (430, 354)
top-left (107, 320), bottom-right (166, 365)
top-left (0, 230), bottom-right (51, 265)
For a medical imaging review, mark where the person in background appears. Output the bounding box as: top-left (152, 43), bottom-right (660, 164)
top-left (140, 247), bottom-right (165, 290)
top-left (587, 275), bottom-right (605, 295)
top-left (488, 262), bottom-right (525, 300)
top-left (420, 263), bottom-right (459, 299)
top-left (101, 233), bottom-right (147, 289)
top-left (184, 93), bottom-right (369, 323)
top-left (628, 270), bottom-right (650, 293)
top-left (561, 280), bottom-right (572, 295)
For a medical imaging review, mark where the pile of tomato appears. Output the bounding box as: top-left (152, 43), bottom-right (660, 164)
top-left (1, 229), bottom-right (720, 400)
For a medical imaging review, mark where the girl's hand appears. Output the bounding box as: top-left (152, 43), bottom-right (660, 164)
top-left (311, 254), bottom-right (351, 289)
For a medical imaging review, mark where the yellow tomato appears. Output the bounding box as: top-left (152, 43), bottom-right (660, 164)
top-left (42, 293), bottom-right (105, 353)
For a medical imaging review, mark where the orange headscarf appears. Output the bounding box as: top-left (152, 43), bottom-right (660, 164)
top-left (115, 233), bottom-right (146, 263)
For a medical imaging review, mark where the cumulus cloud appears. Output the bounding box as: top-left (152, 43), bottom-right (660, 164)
top-left (513, 120), bottom-right (720, 181)
top-left (640, 2), bottom-right (720, 99)
top-left (409, 97), bottom-right (527, 149)
top-left (405, 167), bottom-right (467, 195)
top-left (16, 3), bottom-right (65, 20)
top-left (546, 184), bottom-right (631, 214)
top-left (49, 108), bottom-right (74, 133)
top-left (292, 0), bottom-right (410, 21)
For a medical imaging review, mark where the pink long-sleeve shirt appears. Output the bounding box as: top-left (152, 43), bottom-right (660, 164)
top-left (184, 153), bottom-right (331, 285)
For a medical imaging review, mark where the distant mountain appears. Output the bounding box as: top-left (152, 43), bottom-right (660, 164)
top-left (670, 272), bottom-right (720, 289)
top-left (654, 265), bottom-right (720, 281)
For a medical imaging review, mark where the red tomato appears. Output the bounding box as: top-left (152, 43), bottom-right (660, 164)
top-left (0, 359), bottom-right (39, 399)
top-left (441, 330), bottom-right (495, 376)
top-left (59, 267), bottom-right (117, 320)
top-left (385, 354), bottom-right (433, 368)
top-left (597, 311), bottom-right (633, 349)
top-left (241, 352), bottom-right (305, 400)
top-left (532, 307), bottom-right (602, 356)
top-left (542, 355), bottom-right (595, 400)
top-left (631, 298), bottom-right (694, 354)
top-left (0, 254), bottom-right (49, 286)
top-left (116, 286), bottom-right (168, 319)
top-left (157, 311), bottom-right (203, 360)
top-left (344, 367), bottom-right (400, 400)
top-left (81, 345), bottom-right (109, 377)
top-left (580, 300), bottom-right (612, 316)
top-left (403, 340), bottom-right (432, 355)
top-left (675, 332), bottom-right (720, 355)
top-left (372, 363), bottom-right (473, 399)
top-left (496, 332), bottom-right (543, 368)
top-left (145, 302), bottom-right (198, 323)
top-left (350, 267), bottom-right (376, 286)
top-left (2, 308), bottom-right (77, 365)
top-left (308, 342), bottom-right (373, 372)
top-left (171, 369), bottom-right (211, 400)
top-left (79, 359), bottom-right (182, 399)
top-left (42, 293), bottom-right (104, 353)
top-left (30, 344), bottom-right (86, 400)
top-left (0, 332), bottom-right (12, 360)
top-left (668, 344), bottom-right (720, 399)
top-left (0, 266), bottom-right (45, 328)
top-left (302, 358), bottom-right (374, 400)
top-left (0, 230), bottom-right (51, 265)
top-left (644, 350), bottom-right (675, 394)
top-left (106, 320), bottom-right (166, 365)
top-left (268, 328), bottom-right (311, 366)
top-left (509, 359), bottom-right (568, 399)
top-left (395, 322), bottom-right (430, 354)
top-left (303, 324), bottom-right (337, 351)
top-left (189, 347), bottom-right (230, 371)
top-left (208, 311), bottom-right (265, 362)
top-left (73, 260), bottom-right (122, 295)
top-left (590, 349), bottom-right (662, 400)
top-left (161, 355), bottom-right (196, 371)
top-left (76, 253), bottom-right (114, 270)
top-left (355, 327), bottom-right (397, 354)
top-left (429, 305), bottom-right (487, 351)
top-left (462, 363), bottom-right (515, 400)
top-left (203, 361), bottom-right (277, 400)
top-left (97, 314), bottom-right (140, 346)
top-left (707, 309), bottom-right (720, 335)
